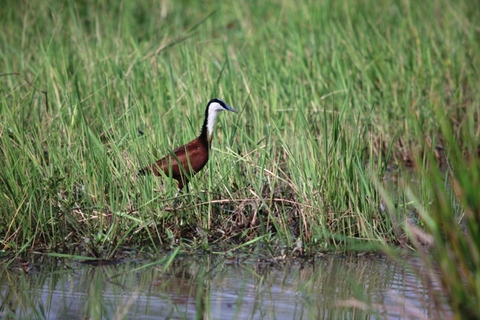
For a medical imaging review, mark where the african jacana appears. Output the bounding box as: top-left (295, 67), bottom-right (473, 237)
top-left (138, 98), bottom-right (237, 190)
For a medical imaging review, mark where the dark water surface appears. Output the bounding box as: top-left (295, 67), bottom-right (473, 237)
top-left (0, 253), bottom-right (439, 319)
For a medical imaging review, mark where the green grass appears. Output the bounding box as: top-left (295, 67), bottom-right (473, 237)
top-left (1, 0), bottom-right (478, 256)
top-left (2, 0), bottom-right (480, 318)
top-left (377, 107), bottom-right (480, 318)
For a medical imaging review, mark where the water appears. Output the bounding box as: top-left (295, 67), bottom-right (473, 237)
top-left (0, 253), bottom-right (441, 319)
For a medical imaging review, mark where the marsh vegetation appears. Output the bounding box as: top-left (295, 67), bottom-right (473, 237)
top-left (1, 0), bottom-right (479, 318)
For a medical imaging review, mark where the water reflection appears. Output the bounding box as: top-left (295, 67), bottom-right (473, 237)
top-left (0, 253), bottom-right (435, 319)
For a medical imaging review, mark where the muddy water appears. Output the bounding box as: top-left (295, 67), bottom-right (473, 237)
top-left (0, 253), bottom-right (438, 319)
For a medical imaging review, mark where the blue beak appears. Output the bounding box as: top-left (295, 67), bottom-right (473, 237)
top-left (225, 104), bottom-right (238, 113)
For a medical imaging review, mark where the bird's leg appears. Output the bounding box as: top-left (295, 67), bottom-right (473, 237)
top-left (173, 183), bottom-right (187, 208)
top-left (173, 197), bottom-right (182, 209)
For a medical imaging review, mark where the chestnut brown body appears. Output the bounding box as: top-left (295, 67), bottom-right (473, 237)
top-left (139, 99), bottom-right (236, 190)
top-left (139, 135), bottom-right (209, 189)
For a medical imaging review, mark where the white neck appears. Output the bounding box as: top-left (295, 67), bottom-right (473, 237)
top-left (205, 102), bottom-right (226, 137)
top-left (206, 109), bottom-right (221, 137)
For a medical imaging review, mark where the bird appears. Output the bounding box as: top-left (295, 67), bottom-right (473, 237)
top-left (138, 98), bottom-right (237, 191)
